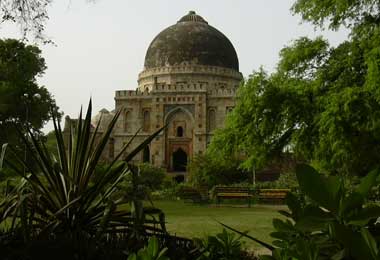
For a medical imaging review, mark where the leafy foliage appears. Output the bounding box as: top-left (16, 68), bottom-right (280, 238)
top-left (0, 39), bottom-right (57, 128)
top-left (209, 28), bottom-right (380, 176)
top-left (291, 0), bottom-right (380, 30)
top-left (0, 39), bottom-right (59, 169)
top-left (115, 163), bottom-right (166, 203)
top-left (127, 236), bottom-right (169, 260)
top-left (187, 154), bottom-right (248, 188)
top-left (194, 229), bottom-right (249, 260)
top-left (224, 164), bottom-right (380, 260)
top-left (208, 67), bottom-right (307, 171)
top-left (254, 171), bottom-right (298, 190)
top-left (0, 100), bottom-right (166, 243)
top-left (137, 163), bottom-right (166, 192)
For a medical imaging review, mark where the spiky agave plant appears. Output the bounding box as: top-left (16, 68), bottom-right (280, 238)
top-left (1, 100), bottom-right (166, 240)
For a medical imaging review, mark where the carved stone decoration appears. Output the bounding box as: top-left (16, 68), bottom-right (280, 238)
top-left (164, 104), bottom-right (195, 119)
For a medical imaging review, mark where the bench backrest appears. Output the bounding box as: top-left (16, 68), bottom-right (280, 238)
top-left (214, 187), bottom-right (250, 194)
top-left (259, 189), bottom-right (291, 193)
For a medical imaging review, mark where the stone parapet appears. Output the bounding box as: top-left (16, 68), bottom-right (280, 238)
top-left (207, 88), bottom-right (237, 97)
top-left (115, 90), bottom-right (150, 98)
top-left (115, 87), bottom-right (237, 99)
top-left (138, 64), bottom-right (243, 83)
top-left (143, 82), bottom-right (208, 93)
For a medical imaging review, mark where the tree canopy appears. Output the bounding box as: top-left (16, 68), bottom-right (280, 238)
top-left (0, 0), bottom-right (94, 41)
top-left (209, 0), bottom-right (380, 176)
top-left (0, 38), bottom-right (58, 145)
top-left (292, 0), bottom-right (380, 30)
top-left (0, 0), bottom-right (51, 41)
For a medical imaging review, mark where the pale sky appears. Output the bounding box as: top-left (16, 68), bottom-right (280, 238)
top-left (1, 0), bottom-right (348, 132)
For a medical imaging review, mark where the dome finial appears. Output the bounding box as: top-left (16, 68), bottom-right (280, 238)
top-left (178, 11), bottom-right (208, 24)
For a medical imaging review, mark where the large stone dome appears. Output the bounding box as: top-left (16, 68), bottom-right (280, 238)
top-left (144, 11), bottom-right (239, 71)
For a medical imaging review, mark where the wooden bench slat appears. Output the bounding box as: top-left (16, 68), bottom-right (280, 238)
top-left (217, 193), bottom-right (252, 197)
top-left (214, 187), bottom-right (253, 207)
top-left (256, 188), bottom-right (290, 204)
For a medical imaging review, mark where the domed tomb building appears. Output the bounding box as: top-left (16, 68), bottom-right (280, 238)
top-left (77, 11), bottom-right (242, 177)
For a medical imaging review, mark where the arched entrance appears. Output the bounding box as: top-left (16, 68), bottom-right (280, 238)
top-left (172, 148), bottom-right (187, 172)
top-left (164, 107), bottom-right (194, 172)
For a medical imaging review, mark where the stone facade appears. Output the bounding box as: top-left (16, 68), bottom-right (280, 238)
top-left (64, 11), bottom-right (242, 178)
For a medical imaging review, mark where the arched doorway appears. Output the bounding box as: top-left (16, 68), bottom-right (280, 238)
top-left (164, 107), bottom-right (194, 172)
top-left (172, 148), bottom-right (187, 172)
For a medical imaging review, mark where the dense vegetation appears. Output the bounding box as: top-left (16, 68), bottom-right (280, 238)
top-left (203, 1), bottom-right (380, 259)
top-left (224, 164), bottom-right (380, 260)
top-left (0, 101), bottom-right (174, 259)
top-left (187, 154), bottom-right (248, 188)
top-left (0, 39), bottom-right (58, 132)
top-left (209, 0), bottom-right (380, 176)
top-left (0, 39), bottom-right (59, 176)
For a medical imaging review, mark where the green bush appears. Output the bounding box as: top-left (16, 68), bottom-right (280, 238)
top-left (253, 171), bottom-right (298, 190)
top-left (194, 229), bottom-right (256, 260)
top-left (188, 154), bottom-right (248, 188)
top-left (127, 236), bottom-right (169, 260)
top-left (116, 163), bottom-right (167, 201)
top-left (138, 163), bottom-right (166, 191)
top-left (150, 178), bottom-right (180, 201)
top-left (274, 171), bottom-right (298, 189)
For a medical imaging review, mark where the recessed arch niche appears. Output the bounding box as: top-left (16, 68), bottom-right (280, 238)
top-left (164, 107), bottom-right (194, 172)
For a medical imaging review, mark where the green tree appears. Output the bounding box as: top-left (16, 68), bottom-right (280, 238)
top-left (0, 39), bottom-right (58, 155)
top-left (209, 1), bottom-right (380, 176)
top-left (187, 153), bottom-right (247, 188)
top-left (292, 0), bottom-right (380, 30)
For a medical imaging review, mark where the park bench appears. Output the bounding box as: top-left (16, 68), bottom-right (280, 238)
top-left (178, 187), bottom-right (209, 203)
top-left (214, 186), bottom-right (253, 207)
top-left (257, 189), bottom-right (290, 204)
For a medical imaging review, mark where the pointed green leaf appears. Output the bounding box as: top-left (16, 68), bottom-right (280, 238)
top-left (334, 222), bottom-right (376, 260)
top-left (361, 228), bottom-right (378, 259)
top-left (358, 168), bottom-right (379, 197)
top-left (296, 164), bottom-right (342, 213)
top-left (348, 205), bottom-right (380, 225)
top-left (217, 221), bottom-right (275, 250)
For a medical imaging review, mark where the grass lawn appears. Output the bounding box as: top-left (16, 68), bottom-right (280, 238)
top-left (149, 200), bottom-right (286, 250)
top-left (0, 199), bottom-right (284, 252)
